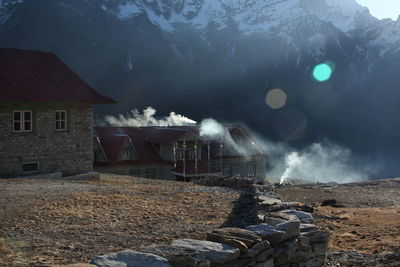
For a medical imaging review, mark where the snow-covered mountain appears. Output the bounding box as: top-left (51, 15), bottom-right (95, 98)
top-left (94, 0), bottom-right (400, 57)
top-left (1, 0), bottom-right (400, 169)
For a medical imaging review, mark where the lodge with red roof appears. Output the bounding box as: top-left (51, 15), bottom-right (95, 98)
top-left (0, 48), bottom-right (115, 177)
top-left (93, 126), bottom-right (267, 181)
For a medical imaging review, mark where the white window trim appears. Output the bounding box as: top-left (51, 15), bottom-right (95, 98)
top-left (223, 165), bottom-right (233, 176)
top-left (55, 110), bottom-right (67, 131)
top-left (144, 169), bottom-right (156, 179)
top-left (13, 110), bottom-right (33, 132)
top-left (247, 165), bottom-right (257, 177)
top-left (22, 162), bottom-right (40, 173)
top-left (121, 150), bottom-right (132, 161)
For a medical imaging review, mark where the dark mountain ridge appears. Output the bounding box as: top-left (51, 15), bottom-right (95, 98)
top-left (1, 0), bottom-right (400, 176)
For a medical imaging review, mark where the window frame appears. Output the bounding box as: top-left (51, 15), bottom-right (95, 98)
top-left (222, 165), bottom-right (233, 176)
top-left (187, 150), bottom-right (196, 160)
top-left (246, 165), bottom-right (257, 177)
top-left (55, 110), bottom-right (67, 131)
top-left (13, 110), bottom-right (33, 133)
top-left (144, 169), bottom-right (156, 179)
top-left (22, 162), bottom-right (40, 173)
top-left (120, 149), bottom-right (132, 161)
top-left (176, 150), bottom-right (185, 160)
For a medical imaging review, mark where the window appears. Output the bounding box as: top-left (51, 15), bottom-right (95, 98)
top-left (223, 165), bottom-right (232, 176)
top-left (22, 162), bottom-right (39, 173)
top-left (144, 169), bottom-right (156, 179)
top-left (187, 150), bottom-right (196, 160)
top-left (55, 110), bottom-right (67, 131)
top-left (121, 150), bottom-right (132, 161)
top-left (129, 169), bottom-right (141, 177)
top-left (176, 150), bottom-right (184, 160)
top-left (93, 150), bottom-right (103, 162)
top-left (247, 165), bottom-right (256, 177)
top-left (13, 110), bottom-right (32, 132)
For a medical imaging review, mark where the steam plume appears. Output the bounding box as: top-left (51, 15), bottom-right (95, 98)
top-left (105, 107), bottom-right (197, 127)
top-left (199, 118), bottom-right (254, 157)
top-left (263, 140), bottom-right (375, 184)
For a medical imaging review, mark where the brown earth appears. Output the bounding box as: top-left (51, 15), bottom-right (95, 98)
top-left (277, 178), bottom-right (400, 266)
top-left (0, 174), bottom-right (241, 266)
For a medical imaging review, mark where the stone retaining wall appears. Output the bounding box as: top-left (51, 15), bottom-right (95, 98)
top-left (59, 180), bottom-right (329, 267)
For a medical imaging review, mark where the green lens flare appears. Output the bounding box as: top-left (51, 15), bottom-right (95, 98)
top-left (312, 63), bottom-right (333, 82)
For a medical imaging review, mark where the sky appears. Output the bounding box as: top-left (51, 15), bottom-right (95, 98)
top-left (356, 0), bottom-right (400, 20)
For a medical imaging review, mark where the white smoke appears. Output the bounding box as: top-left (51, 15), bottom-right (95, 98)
top-left (199, 118), bottom-right (252, 157)
top-left (269, 141), bottom-right (374, 184)
top-left (104, 109), bottom-right (376, 184)
top-left (105, 107), bottom-right (197, 127)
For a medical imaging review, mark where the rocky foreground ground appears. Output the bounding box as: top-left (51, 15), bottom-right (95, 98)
top-left (1, 175), bottom-right (399, 266)
top-left (0, 175), bottom-right (241, 266)
top-left (277, 178), bottom-right (400, 266)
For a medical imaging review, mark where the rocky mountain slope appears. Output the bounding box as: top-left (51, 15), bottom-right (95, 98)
top-left (1, 0), bottom-right (400, 174)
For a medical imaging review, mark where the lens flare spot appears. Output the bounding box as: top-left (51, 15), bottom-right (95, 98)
top-left (312, 62), bottom-right (334, 82)
top-left (266, 88), bottom-right (287, 109)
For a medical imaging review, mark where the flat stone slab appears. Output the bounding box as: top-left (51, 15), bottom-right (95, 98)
top-left (91, 250), bottom-right (171, 267)
top-left (264, 217), bottom-right (286, 227)
top-left (172, 239), bottom-right (240, 265)
top-left (268, 212), bottom-right (299, 222)
top-left (45, 264), bottom-right (96, 267)
top-left (206, 232), bottom-right (248, 253)
top-left (211, 228), bottom-right (262, 247)
top-left (300, 223), bottom-right (319, 233)
top-left (281, 210), bottom-right (315, 224)
top-left (137, 245), bottom-right (210, 267)
top-left (258, 196), bottom-right (282, 206)
top-left (245, 224), bottom-right (285, 245)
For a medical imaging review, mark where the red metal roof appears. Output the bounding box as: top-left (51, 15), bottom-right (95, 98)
top-left (0, 48), bottom-right (116, 104)
top-left (145, 128), bottom-right (198, 144)
top-left (95, 127), bottom-right (169, 165)
top-left (94, 126), bottom-right (267, 169)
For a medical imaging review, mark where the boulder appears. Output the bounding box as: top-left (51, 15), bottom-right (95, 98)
top-left (241, 241), bottom-right (271, 258)
top-left (276, 220), bottom-right (300, 241)
top-left (245, 224), bottom-right (285, 245)
top-left (137, 245), bottom-right (210, 267)
top-left (281, 210), bottom-right (315, 224)
top-left (91, 250), bottom-right (171, 267)
top-left (255, 258), bottom-right (274, 267)
top-left (305, 256), bottom-right (325, 267)
top-left (301, 230), bottom-right (329, 243)
top-left (206, 232), bottom-right (248, 253)
top-left (298, 235), bottom-right (311, 251)
top-left (172, 239), bottom-right (240, 265)
top-left (210, 228), bottom-right (262, 247)
top-left (311, 242), bottom-right (329, 256)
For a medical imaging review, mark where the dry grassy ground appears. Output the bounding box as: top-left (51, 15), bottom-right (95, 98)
top-left (0, 174), bottom-right (241, 266)
top-left (277, 178), bottom-right (400, 266)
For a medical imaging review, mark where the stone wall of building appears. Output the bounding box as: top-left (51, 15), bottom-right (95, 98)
top-left (0, 103), bottom-right (93, 177)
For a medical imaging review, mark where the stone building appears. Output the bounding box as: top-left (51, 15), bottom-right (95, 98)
top-left (0, 48), bottom-right (115, 177)
top-left (94, 126), bottom-right (267, 181)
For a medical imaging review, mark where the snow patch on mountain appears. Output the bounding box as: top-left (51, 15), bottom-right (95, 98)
top-left (0, 0), bottom-right (23, 25)
top-left (117, 2), bottom-right (142, 19)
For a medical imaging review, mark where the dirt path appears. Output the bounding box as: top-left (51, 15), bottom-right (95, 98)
top-left (0, 175), bottom-right (241, 266)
